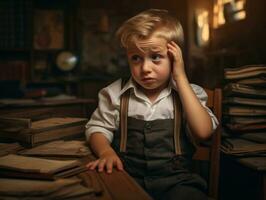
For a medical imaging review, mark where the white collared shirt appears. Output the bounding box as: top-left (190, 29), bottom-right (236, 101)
top-left (85, 78), bottom-right (218, 142)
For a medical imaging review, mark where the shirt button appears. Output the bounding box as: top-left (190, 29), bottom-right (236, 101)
top-left (145, 122), bottom-right (151, 129)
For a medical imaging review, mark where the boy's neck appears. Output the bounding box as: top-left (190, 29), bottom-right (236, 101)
top-left (137, 82), bottom-right (169, 104)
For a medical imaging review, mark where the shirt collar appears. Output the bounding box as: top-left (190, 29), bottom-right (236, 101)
top-left (118, 77), bottom-right (135, 96)
top-left (119, 77), bottom-right (178, 104)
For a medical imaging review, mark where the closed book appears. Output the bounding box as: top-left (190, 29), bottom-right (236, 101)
top-left (0, 142), bottom-right (23, 156)
top-left (225, 123), bottom-right (266, 132)
top-left (223, 116), bottom-right (266, 125)
top-left (223, 106), bottom-right (266, 116)
top-left (19, 140), bottom-right (92, 157)
top-left (240, 132), bottom-right (266, 143)
top-left (224, 65), bottom-right (266, 80)
top-left (0, 154), bottom-right (85, 179)
top-left (223, 83), bottom-right (266, 98)
top-left (0, 178), bottom-right (81, 196)
top-left (0, 117), bottom-right (87, 147)
top-left (223, 96), bottom-right (266, 107)
top-left (235, 76), bottom-right (266, 87)
top-left (238, 157), bottom-right (266, 171)
top-left (221, 138), bottom-right (266, 155)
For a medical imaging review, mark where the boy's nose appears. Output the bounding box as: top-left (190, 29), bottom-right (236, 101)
top-left (141, 60), bottom-right (152, 73)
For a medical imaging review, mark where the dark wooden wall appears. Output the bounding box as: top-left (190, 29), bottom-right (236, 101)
top-left (1, 0), bottom-right (265, 96)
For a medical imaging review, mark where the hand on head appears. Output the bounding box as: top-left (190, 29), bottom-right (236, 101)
top-left (167, 41), bottom-right (185, 81)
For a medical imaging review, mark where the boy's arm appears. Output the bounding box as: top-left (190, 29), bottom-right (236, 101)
top-left (175, 76), bottom-right (213, 140)
top-left (168, 42), bottom-right (213, 140)
top-left (87, 132), bottom-right (123, 173)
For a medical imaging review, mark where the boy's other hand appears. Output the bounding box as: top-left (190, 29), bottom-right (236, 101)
top-left (167, 41), bottom-right (185, 81)
top-left (86, 149), bottom-right (124, 174)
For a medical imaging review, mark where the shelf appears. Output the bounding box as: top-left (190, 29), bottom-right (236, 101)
top-left (0, 49), bottom-right (31, 52)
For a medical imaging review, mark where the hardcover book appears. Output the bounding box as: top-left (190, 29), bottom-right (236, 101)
top-left (0, 117), bottom-right (87, 147)
top-left (235, 76), bottom-right (266, 87)
top-left (224, 65), bottom-right (266, 80)
top-left (221, 138), bottom-right (266, 155)
top-left (0, 154), bottom-right (86, 179)
top-left (223, 96), bottom-right (266, 107)
top-left (223, 83), bottom-right (266, 98)
top-left (0, 177), bottom-right (95, 199)
top-left (19, 140), bottom-right (92, 157)
top-left (223, 106), bottom-right (266, 116)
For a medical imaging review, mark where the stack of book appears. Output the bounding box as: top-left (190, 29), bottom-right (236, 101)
top-left (222, 65), bottom-right (266, 155)
top-left (0, 117), bottom-right (88, 147)
top-left (0, 142), bottom-right (23, 156)
top-left (0, 177), bottom-right (94, 200)
top-left (0, 154), bottom-right (94, 199)
top-left (19, 140), bottom-right (92, 157)
top-left (0, 154), bottom-right (86, 179)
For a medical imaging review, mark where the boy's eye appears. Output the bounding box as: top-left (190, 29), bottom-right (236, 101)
top-left (130, 55), bottom-right (141, 62)
top-left (151, 54), bottom-right (161, 61)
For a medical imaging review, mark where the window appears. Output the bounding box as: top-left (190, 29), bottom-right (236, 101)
top-left (213, 0), bottom-right (246, 28)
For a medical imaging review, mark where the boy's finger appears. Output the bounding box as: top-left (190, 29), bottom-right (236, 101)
top-left (86, 162), bottom-right (92, 168)
top-left (86, 160), bottom-right (98, 170)
top-left (116, 159), bottom-right (124, 171)
top-left (106, 159), bottom-right (113, 174)
top-left (98, 159), bottom-right (106, 172)
top-left (117, 160), bottom-right (124, 171)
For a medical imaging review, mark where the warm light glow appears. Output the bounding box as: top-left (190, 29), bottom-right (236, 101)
top-left (195, 10), bottom-right (209, 46)
top-left (217, 6), bottom-right (225, 25)
top-left (197, 11), bottom-right (208, 27)
top-left (223, 0), bottom-right (232, 3)
top-left (234, 10), bottom-right (246, 20)
top-left (202, 24), bottom-right (210, 42)
top-left (235, 0), bottom-right (245, 10)
top-left (213, 0), bottom-right (246, 28)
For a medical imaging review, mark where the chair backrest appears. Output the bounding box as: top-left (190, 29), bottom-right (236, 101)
top-left (192, 88), bottom-right (222, 200)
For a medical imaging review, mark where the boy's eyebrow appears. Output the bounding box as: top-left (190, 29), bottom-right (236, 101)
top-left (149, 48), bottom-right (165, 53)
top-left (149, 46), bottom-right (164, 52)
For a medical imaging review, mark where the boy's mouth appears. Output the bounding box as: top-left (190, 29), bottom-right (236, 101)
top-left (141, 77), bottom-right (156, 83)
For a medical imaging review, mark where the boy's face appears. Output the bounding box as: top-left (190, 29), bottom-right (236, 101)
top-left (126, 35), bottom-right (171, 92)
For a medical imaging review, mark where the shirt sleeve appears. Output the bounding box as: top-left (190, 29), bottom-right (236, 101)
top-left (190, 84), bottom-right (219, 131)
top-left (85, 80), bottom-right (121, 143)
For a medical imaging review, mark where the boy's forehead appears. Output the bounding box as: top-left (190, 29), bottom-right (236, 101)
top-left (127, 37), bottom-right (168, 53)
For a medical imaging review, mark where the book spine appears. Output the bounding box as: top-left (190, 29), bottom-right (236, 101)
top-left (31, 125), bottom-right (85, 147)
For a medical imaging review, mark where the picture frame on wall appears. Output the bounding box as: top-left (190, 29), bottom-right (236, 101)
top-left (34, 10), bottom-right (64, 50)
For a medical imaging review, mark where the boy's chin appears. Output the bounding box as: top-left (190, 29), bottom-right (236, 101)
top-left (139, 83), bottom-right (165, 91)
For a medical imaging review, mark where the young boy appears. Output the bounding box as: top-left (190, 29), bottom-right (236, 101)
top-left (85, 9), bottom-right (218, 200)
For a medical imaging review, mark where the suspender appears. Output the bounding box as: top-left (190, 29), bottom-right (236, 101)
top-left (119, 80), bottom-right (182, 155)
top-left (119, 88), bottom-right (130, 152)
top-left (172, 90), bottom-right (182, 155)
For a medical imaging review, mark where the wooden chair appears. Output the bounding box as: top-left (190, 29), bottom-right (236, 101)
top-left (192, 88), bottom-right (222, 200)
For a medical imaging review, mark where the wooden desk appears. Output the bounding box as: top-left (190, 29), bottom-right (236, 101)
top-left (0, 144), bottom-right (152, 200)
top-left (0, 98), bottom-right (97, 119)
top-left (78, 157), bottom-right (152, 200)
top-left (0, 98), bottom-right (152, 199)
top-left (220, 154), bottom-right (266, 200)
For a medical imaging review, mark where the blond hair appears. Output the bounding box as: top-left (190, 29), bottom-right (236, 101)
top-left (116, 9), bottom-right (184, 49)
